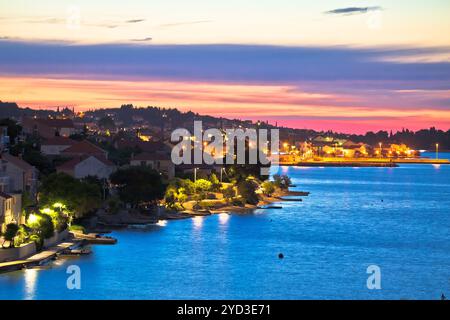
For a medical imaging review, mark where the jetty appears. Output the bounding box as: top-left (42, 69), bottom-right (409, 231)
top-left (0, 241), bottom-right (81, 274)
top-left (71, 232), bottom-right (117, 244)
top-left (257, 205), bottom-right (283, 209)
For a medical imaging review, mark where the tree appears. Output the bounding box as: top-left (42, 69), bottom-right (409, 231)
top-left (0, 118), bottom-right (22, 145)
top-left (273, 175), bottom-right (291, 189)
top-left (27, 213), bottom-right (54, 240)
top-left (195, 179), bottom-right (212, 193)
top-left (178, 179), bottom-right (195, 195)
top-left (110, 166), bottom-right (164, 207)
top-left (222, 185), bottom-right (235, 203)
top-left (209, 173), bottom-right (221, 191)
top-left (98, 116), bottom-right (116, 131)
top-left (39, 173), bottom-right (102, 220)
top-left (3, 223), bottom-right (19, 248)
top-left (237, 179), bottom-right (259, 205)
top-left (261, 180), bottom-right (276, 196)
top-left (194, 179), bottom-right (212, 200)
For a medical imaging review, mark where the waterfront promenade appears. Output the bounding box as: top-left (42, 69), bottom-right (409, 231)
top-left (277, 157), bottom-right (450, 167)
top-left (0, 241), bottom-right (79, 273)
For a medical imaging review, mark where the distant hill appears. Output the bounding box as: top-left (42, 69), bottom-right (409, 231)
top-left (1, 101), bottom-right (449, 150)
top-left (0, 101), bottom-right (57, 119)
top-left (0, 101), bottom-right (21, 118)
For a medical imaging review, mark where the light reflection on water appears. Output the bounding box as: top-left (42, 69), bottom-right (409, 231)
top-left (23, 269), bottom-right (38, 300)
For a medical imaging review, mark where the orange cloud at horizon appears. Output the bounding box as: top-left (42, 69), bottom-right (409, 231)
top-left (0, 76), bottom-right (449, 134)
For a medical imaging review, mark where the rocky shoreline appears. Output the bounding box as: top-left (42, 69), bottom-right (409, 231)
top-left (87, 189), bottom-right (309, 231)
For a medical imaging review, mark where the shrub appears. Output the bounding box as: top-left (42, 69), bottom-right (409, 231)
top-left (231, 198), bottom-right (246, 207)
top-left (194, 179), bottom-right (212, 192)
top-left (261, 181), bottom-right (276, 196)
top-left (14, 225), bottom-right (31, 247)
top-left (107, 197), bottom-right (122, 214)
top-left (3, 223), bottom-right (19, 248)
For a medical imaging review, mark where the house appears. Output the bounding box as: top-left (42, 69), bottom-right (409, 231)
top-left (0, 192), bottom-right (22, 232)
top-left (61, 140), bottom-right (108, 159)
top-left (57, 155), bottom-right (116, 179)
top-left (22, 117), bottom-right (76, 139)
top-left (41, 137), bottom-right (76, 156)
top-left (130, 153), bottom-right (175, 180)
top-left (0, 153), bottom-right (38, 197)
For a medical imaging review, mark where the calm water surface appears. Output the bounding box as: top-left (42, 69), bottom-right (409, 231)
top-left (1, 152), bottom-right (449, 299)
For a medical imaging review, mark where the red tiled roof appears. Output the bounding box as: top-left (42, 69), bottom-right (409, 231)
top-left (37, 118), bottom-right (75, 128)
top-left (57, 155), bottom-right (115, 171)
top-left (0, 191), bottom-right (13, 199)
top-left (62, 140), bottom-right (106, 155)
top-left (1, 153), bottom-right (34, 171)
top-left (116, 139), bottom-right (170, 154)
top-left (132, 152), bottom-right (171, 161)
top-left (42, 137), bottom-right (77, 146)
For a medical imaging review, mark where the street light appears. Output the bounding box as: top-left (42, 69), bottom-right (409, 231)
top-left (436, 143), bottom-right (439, 159)
top-left (379, 142), bottom-right (382, 158)
top-left (194, 167), bottom-right (198, 182)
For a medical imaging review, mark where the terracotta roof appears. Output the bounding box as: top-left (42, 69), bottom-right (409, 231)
top-left (132, 152), bottom-right (171, 161)
top-left (116, 139), bottom-right (170, 154)
top-left (37, 118), bottom-right (75, 128)
top-left (57, 155), bottom-right (115, 171)
top-left (0, 191), bottom-right (13, 199)
top-left (42, 137), bottom-right (77, 146)
top-left (1, 153), bottom-right (35, 171)
top-left (62, 140), bottom-right (106, 155)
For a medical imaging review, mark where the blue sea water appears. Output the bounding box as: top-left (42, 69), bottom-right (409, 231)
top-left (0, 153), bottom-right (449, 300)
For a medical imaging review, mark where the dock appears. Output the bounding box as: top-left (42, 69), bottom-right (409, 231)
top-left (0, 241), bottom-right (81, 274)
top-left (70, 232), bottom-right (118, 244)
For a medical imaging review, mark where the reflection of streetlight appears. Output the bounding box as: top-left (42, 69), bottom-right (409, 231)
top-left (436, 143), bottom-right (439, 159)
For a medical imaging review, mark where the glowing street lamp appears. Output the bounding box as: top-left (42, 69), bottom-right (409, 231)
top-left (379, 142), bottom-right (382, 157)
top-left (27, 213), bottom-right (39, 225)
top-left (436, 143), bottom-right (439, 159)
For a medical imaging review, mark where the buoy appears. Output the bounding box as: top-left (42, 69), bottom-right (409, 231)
top-left (278, 253), bottom-right (284, 259)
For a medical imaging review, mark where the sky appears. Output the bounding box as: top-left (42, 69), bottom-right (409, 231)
top-left (0, 0), bottom-right (449, 133)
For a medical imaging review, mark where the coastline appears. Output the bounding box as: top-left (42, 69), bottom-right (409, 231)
top-left (162, 189), bottom-right (309, 219)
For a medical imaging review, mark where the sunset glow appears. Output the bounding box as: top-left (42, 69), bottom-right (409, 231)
top-left (1, 0), bottom-right (449, 133)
